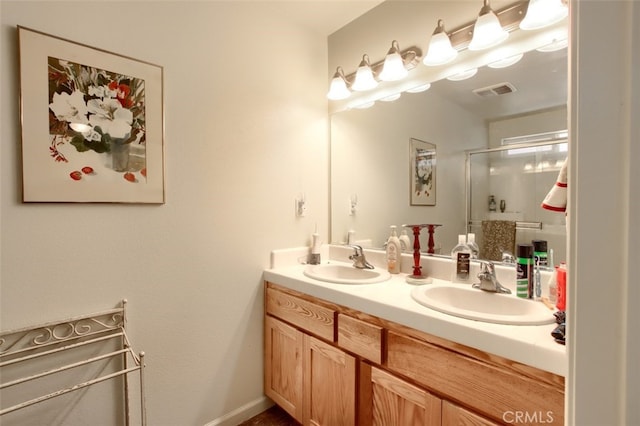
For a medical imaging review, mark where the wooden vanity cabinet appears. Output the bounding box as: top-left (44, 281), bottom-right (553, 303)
top-left (360, 362), bottom-right (442, 426)
top-left (304, 336), bottom-right (356, 425)
top-left (264, 284), bottom-right (356, 425)
top-left (386, 330), bottom-right (564, 424)
top-left (264, 315), bottom-right (303, 420)
top-left (441, 401), bottom-right (502, 426)
top-left (264, 282), bottom-right (564, 426)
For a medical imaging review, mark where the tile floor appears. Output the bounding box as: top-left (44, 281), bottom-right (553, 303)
top-left (238, 404), bottom-right (299, 425)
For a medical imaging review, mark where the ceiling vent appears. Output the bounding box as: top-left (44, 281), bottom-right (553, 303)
top-left (473, 82), bottom-right (517, 98)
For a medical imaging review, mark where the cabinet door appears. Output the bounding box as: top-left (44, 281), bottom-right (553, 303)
top-left (304, 335), bottom-right (356, 426)
top-left (361, 363), bottom-right (442, 426)
top-left (264, 316), bottom-right (303, 422)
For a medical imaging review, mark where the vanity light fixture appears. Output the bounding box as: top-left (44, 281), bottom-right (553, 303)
top-left (468, 0), bottom-right (509, 51)
top-left (351, 54), bottom-right (379, 91)
top-left (328, 45), bottom-right (421, 99)
top-left (327, 66), bottom-right (351, 100)
top-left (520, 0), bottom-right (568, 31)
top-left (423, 19), bottom-right (458, 66)
top-left (379, 40), bottom-right (409, 81)
top-left (447, 68), bottom-right (478, 81)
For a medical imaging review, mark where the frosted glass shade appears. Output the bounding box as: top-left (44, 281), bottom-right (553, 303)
top-left (327, 77), bottom-right (350, 100)
top-left (379, 51), bottom-right (407, 81)
top-left (327, 67), bottom-right (350, 100)
top-left (520, 0), bottom-right (568, 30)
top-left (423, 20), bottom-right (458, 66)
top-left (469, 5), bottom-right (508, 51)
top-left (351, 55), bottom-right (378, 91)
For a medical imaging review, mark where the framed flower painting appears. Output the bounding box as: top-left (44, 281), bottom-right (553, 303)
top-left (410, 138), bottom-right (436, 206)
top-left (18, 26), bottom-right (165, 203)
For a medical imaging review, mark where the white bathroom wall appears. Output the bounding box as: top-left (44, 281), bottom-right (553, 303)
top-left (0, 1), bottom-right (331, 424)
top-left (488, 106), bottom-right (567, 148)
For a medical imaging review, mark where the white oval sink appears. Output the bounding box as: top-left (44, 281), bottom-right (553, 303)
top-left (304, 263), bottom-right (391, 285)
top-left (410, 284), bottom-right (555, 325)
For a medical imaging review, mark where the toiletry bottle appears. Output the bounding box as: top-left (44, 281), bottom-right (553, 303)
top-left (347, 230), bottom-right (356, 245)
top-left (547, 267), bottom-right (558, 305)
top-left (399, 229), bottom-right (411, 253)
top-left (489, 195), bottom-right (497, 212)
top-left (532, 240), bottom-right (548, 267)
top-left (556, 262), bottom-right (567, 310)
top-left (386, 226), bottom-right (401, 274)
top-left (516, 244), bottom-right (534, 298)
top-left (451, 235), bottom-right (471, 283)
top-left (466, 233), bottom-right (479, 258)
top-left (309, 230), bottom-right (321, 265)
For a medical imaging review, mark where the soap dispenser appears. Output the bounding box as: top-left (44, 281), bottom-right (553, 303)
top-left (386, 226), bottom-right (401, 274)
top-left (451, 235), bottom-right (471, 283)
top-left (399, 229), bottom-right (411, 253)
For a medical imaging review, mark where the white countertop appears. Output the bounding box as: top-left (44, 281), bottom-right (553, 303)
top-left (264, 246), bottom-right (567, 377)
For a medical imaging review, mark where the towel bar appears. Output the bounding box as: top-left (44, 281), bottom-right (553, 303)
top-left (0, 299), bottom-right (146, 425)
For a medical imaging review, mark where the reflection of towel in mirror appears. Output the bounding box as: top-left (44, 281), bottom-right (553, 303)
top-left (480, 220), bottom-right (516, 261)
top-left (542, 157), bottom-right (568, 212)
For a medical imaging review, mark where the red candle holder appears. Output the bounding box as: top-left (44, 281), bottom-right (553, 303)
top-left (403, 223), bottom-right (441, 284)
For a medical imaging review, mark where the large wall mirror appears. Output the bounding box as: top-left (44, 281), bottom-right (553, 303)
top-left (329, 1), bottom-right (568, 263)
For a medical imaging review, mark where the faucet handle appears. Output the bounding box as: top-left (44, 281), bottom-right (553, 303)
top-left (480, 260), bottom-right (495, 275)
top-left (347, 244), bottom-right (363, 255)
top-left (346, 244), bottom-right (374, 269)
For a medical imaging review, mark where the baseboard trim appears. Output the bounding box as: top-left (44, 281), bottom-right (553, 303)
top-left (203, 396), bottom-right (273, 426)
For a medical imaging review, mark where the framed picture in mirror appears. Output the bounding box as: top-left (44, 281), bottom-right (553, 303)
top-left (410, 138), bottom-right (436, 206)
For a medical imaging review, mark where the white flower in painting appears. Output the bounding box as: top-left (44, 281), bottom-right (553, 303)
top-left (49, 90), bottom-right (89, 124)
top-left (88, 85), bottom-right (106, 98)
top-left (87, 98), bottom-right (133, 140)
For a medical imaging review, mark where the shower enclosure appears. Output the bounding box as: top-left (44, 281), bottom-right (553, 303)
top-left (466, 134), bottom-right (568, 266)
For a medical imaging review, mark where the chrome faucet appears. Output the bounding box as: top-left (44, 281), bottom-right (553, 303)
top-left (501, 250), bottom-right (516, 264)
top-left (348, 245), bottom-right (374, 269)
top-left (472, 261), bottom-right (511, 294)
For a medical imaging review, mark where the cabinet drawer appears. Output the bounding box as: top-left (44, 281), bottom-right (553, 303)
top-left (387, 331), bottom-right (564, 425)
top-left (337, 314), bottom-right (383, 364)
top-left (266, 287), bottom-right (335, 341)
